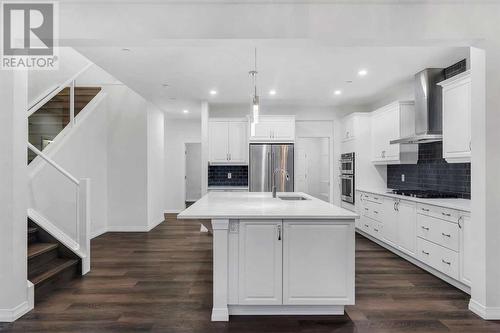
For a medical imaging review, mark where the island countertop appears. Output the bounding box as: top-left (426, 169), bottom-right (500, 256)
top-left (178, 192), bottom-right (359, 220)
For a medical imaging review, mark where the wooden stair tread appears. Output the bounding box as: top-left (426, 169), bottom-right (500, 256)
top-left (28, 243), bottom-right (58, 259)
top-left (28, 227), bottom-right (38, 234)
top-left (29, 258), bottom-right (79, 286)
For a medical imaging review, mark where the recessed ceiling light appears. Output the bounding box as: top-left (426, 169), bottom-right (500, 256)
top-left (269, 89), bottom-right (277, 96)
top-left (210, 90), bottom-right (218, 96)
top-left (358, 69), bottom-right (368, 76)
top-left (334, 90), bottom-right (342, 96)
top-left (183, 109), bottom-right (189, 114)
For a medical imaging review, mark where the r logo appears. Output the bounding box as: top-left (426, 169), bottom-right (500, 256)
top-left (2, 3), bottom-right (54, 56)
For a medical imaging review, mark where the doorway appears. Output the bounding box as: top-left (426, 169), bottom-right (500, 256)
top-left (185, 142), bottom-right (202, 207)
top-left (295, 137), bottom-right (330, 202)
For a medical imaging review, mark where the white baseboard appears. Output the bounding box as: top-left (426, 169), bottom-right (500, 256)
top-left (469, 299), bottom-right (500, 320)
top-left (0, 282), bottom-right (33, 322)
top-left (228, 305), bottom-right (344, 316)
top-left (91, 227), bottom-right (107, 238)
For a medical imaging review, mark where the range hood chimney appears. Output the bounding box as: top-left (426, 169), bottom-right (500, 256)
top-left (390, 68), bottom-right (445, 144)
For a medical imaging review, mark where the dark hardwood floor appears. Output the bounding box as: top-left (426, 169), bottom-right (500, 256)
top-left (2, 215), bottom-right (499, 332)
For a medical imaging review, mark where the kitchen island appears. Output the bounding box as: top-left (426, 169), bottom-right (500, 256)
top-left (178, 192), bottom-right (358, 321)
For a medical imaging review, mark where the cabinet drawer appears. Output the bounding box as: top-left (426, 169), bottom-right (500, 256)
top-left (417, 238), bottom-right (459, 280)
top-left (360, 218), bottom-right (372, 234)
top-left (417, 203), bottom-right (460, 223)
top-left (364, 193), bottom-right (383, 204)
top-left (417, 214), bottom-right (459, 252)
top-left (371, 221), bottom-right (383, 239)
top-left (365, 201), bottom-right (382, 222)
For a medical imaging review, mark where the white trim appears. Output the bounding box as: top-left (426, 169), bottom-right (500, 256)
top-left (0, 298), bottom-right (32, 323)
top-left (469, 299), bottom-right (500, 320)
top-left (211, 307), bottom-right (229, 321)
top-left (228, 305), bottom-right (344, 316)
top-left (91, 227), bottom-right (107, 239)
top-left (27, 281), bottom-right (34, 311)
top-left (357, 229), bottom-right (471, 294)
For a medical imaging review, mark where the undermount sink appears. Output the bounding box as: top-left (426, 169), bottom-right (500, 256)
top-left (278, 195), bottom-right (309, 201)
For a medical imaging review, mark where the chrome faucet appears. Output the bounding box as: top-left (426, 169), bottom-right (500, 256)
top-left (272, 168), bottom-right (290, 198)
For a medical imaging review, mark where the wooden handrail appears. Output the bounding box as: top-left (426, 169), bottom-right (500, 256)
top-left (27, 142), bottom-right (80, 185)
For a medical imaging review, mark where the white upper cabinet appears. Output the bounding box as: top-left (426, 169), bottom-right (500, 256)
top-left (209, 119), bottom-right (248, 165)
top-left (438, 71), bottom-right (471, 163)
top-left (249, 115), bottom-right (295, 142)
top-left (370, 101), bottom-right (418, 165)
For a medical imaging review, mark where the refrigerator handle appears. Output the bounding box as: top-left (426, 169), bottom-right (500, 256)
top-left (268, 151), bottom-right (272, 191)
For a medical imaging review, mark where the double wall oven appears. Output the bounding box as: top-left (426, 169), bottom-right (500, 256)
top-left (340, 152), bottom-right (355, 204)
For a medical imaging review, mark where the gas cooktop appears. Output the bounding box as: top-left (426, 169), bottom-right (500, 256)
top-left (390, 189), bottom-right (459, 199)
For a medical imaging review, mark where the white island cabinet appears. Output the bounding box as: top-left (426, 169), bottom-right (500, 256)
top-left (178, 192), bottom-right (357, 321)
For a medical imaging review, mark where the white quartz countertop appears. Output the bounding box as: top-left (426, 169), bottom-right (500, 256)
top-left (178, 192), bottom-right (359, 220)
top-left (357, 188), bottom-right (471, 212)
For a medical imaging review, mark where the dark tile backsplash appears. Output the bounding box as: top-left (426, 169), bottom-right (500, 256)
top-left (208, 165), bottom-right (248, 187)
top-left (387, 142), bottom-right (471, 199)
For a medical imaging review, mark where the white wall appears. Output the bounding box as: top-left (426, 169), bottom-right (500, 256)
top-left (29, 94), bottom-right (109, 238)
top-left (147, 103), bottom-right (165, 228)
top-left (0, 71), bottom-right (31, 322)
top-left (165, 118), bottom-right (201, 212)
top-left (106, 85), bottom-right (149, 231)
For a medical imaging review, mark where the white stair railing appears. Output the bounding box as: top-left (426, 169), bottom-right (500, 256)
top-left (27, 143), bottom-right (91, 275)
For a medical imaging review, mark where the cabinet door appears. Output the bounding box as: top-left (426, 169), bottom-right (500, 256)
top-left (459, 214), bottom-right (472, 286)
top-left (238, 220), bottom-right (282, 305)
top-left (382, 198), bottom-right (398, 248)
top-left (371, 113), bottom-right (384, 161)
top-left (443, 78), bottom-right (471, 162)
top-left (274, 120), bottom-right (295, 141)
top-left (283, 221), bottom-right (354, 305)
top-left (252, 122), bottom-right (273, 140)
top-left (228, 121), bottom-right (248, 163)
top-left (397, 200), bottom-right (417, 256)
top-left (385, 106), bottom-right (400, 160)
top-left (209, 122), bottom-right (229, 163)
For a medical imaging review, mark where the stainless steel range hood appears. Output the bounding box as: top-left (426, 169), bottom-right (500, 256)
top-left (390, 68), bottom-right (444, 144)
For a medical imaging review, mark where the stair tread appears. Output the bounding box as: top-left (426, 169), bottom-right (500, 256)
top-left (28, 227), bottom-right (38, 234)
top-left (29, 258), bottom-right (79, 286)
top-left (28, 243), bottom-right (58, 259)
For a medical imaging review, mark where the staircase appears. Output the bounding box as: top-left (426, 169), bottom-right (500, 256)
top-left (28, 87), bottom-right (102, 164)
top-left (28, 219), bottom-right (81, 302)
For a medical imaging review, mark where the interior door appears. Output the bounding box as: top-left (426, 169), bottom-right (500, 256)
top-left (238, 220), bottom-right (283, 305)
top-left (185, 143), bottom-right (201, 202)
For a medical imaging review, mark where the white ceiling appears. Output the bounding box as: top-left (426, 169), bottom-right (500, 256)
top-left (75, 42), bottom-right (468, 117)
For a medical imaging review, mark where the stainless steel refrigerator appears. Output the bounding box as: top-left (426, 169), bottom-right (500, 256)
top-left (249, 144), bottom-right (294, 192)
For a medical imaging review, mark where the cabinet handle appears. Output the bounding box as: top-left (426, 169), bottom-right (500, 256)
top-left (277, 225), bottom-right (281, 241)
top-left (374, 228), bottom-right (379, 232)
top-left (364, 208), bottom-right (369, 211)
top-left (422, 250), bottom-right (430, 255)
top-left (421, 226), bottom-right (430, 231)
top-left (396, 201), bottom-right (400, 212)
top-left (364, 224), bottom-right (369, 228)
top-left (441, 232), bottom-right (451, 238)
top-left (442, 259), bottom-right (451, 265)
top-left (229, 153), bottom-right (231, 161)
top-left (442, 212), bottom-right (451, 217)
top-left (394, 202), bottom-right (397, 211)
top-left (458, 216), bottom-right (463, 229)
top-left (374, 211), bottom-right (379, 214)
top-left (421, 208), bottom-right (430, 212)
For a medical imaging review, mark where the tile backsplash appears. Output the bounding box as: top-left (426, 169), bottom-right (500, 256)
top-left (387, 142), bottom-right (470, 199)
top-left (208, 165), bottom-right (248, 187)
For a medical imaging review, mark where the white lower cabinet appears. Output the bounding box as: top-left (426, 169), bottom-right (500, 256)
top-left (356, 190), bottom-right (471, 290)
top-left (238, 220), bottom-right (282, 305)
top-left (283, 221), bottom-right (353, 304)
top-left (236, 219), bottom-right (354, 306)
top-left (396, 200), bottom-right (417, 256)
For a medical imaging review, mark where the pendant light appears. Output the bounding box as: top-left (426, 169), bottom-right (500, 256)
top-left (249, 47), bottom-right (259, 124)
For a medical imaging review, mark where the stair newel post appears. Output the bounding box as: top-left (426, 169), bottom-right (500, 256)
top-left (78, 178), bottom-right (91, 275)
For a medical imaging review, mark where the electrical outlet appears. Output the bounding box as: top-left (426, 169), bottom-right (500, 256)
top-left (228, 172), bottom-right (232, 179)
top-left (401, 174), bottom-right (405, 182)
